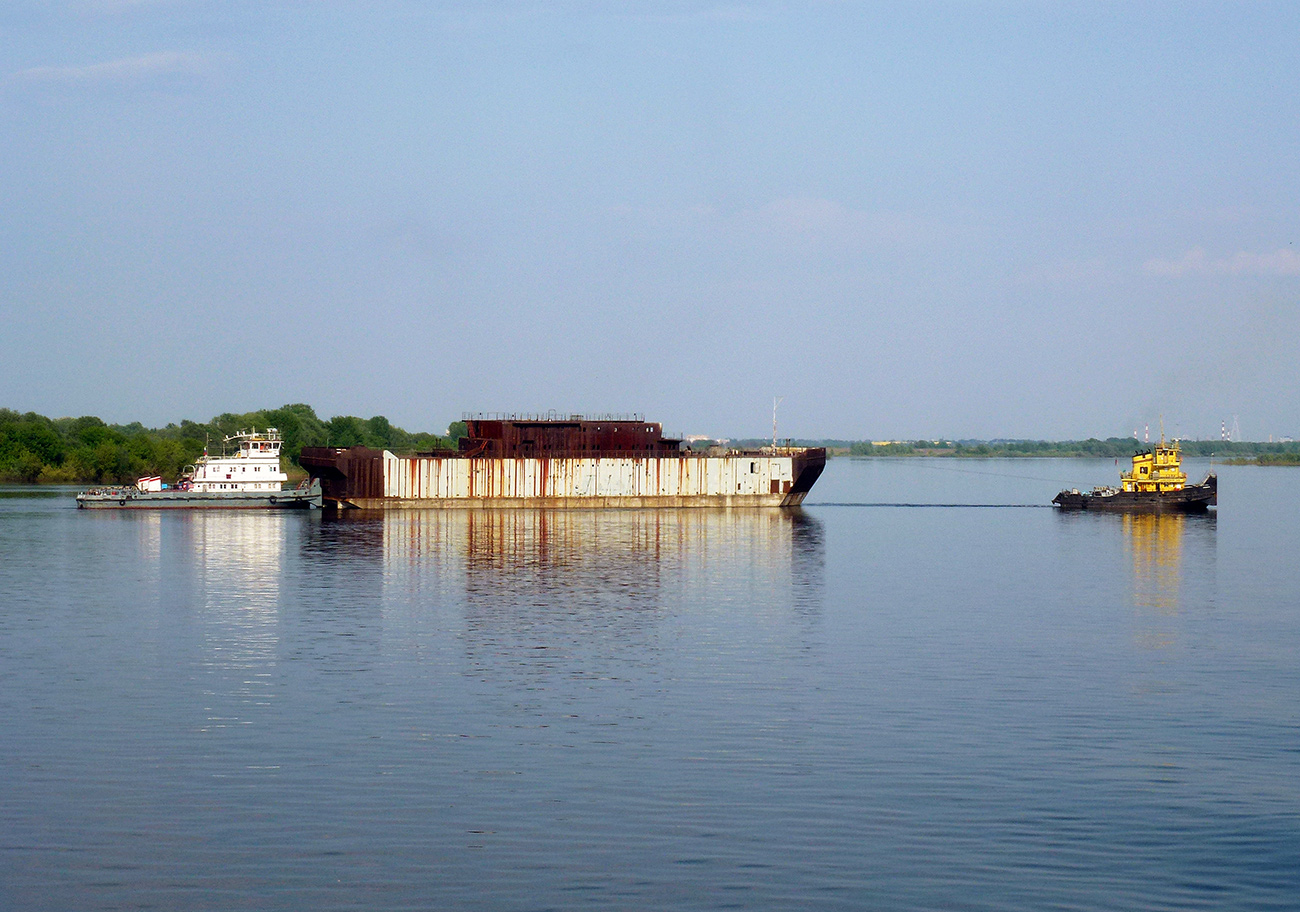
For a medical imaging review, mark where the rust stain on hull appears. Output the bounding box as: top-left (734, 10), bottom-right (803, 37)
top-left (300, 451), bottom-right (825, 509)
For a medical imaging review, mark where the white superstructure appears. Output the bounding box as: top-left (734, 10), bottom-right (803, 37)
top-left (186, 428), bottom-right (289, 494)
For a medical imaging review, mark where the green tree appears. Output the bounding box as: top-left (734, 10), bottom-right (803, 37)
top-left (263, 403), bottom-right (328, 462)
top-left (325, 415), bottom-right (369, 447)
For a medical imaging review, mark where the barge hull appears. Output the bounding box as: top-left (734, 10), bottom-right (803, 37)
top-left (300, 449), bottom-right (825, 509)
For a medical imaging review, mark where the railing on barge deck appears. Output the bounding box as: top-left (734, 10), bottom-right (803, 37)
top-left (462, 411), bottom-right (646, 423)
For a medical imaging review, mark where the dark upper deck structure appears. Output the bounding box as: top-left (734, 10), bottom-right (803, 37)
top-left (453, 415), bottom-right (683, 458)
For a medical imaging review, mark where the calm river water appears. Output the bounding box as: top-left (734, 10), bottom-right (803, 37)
top-left (2, 459), bottom-right (1297, 910)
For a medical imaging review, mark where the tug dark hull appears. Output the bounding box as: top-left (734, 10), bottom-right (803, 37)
top-left (1053, 474), bottom-right (1217, 513)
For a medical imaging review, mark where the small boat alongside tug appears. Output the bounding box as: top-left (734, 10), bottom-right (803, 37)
top-left (76, 428), bottom-right (322, 510)
top-left (1053, 436), bottom-right (1216, 513)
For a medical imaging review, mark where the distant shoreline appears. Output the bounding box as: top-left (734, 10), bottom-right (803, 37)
top-left (5, 406), bottom-right (1298, 484)
top-left (788, 441), bottom-right (1300, 462)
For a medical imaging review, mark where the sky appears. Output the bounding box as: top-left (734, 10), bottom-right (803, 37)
top-left (2, 1), bottom-right (1298, 441)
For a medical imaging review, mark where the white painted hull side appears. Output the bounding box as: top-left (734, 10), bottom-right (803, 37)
top-left (371, 454), bottom-right (808, 508)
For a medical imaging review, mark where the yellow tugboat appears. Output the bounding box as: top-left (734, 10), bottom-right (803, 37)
top-left (1053, 436), bottom-right (1217, 513)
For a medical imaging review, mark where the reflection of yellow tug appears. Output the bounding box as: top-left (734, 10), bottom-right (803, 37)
top-left (1053, 437), bottom-right (1217, 513)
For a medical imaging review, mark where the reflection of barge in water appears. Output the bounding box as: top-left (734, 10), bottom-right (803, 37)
top-left (301, 415), bottom-right (826, 509)
top-left (1053, 437), bottom-right (1216, 514)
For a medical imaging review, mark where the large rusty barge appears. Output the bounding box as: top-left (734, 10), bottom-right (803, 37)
top-left (299, 415), bottom-right (826, 509)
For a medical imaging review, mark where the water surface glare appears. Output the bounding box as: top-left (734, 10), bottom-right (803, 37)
top-left (2, 460), bottom-right (1297, 910)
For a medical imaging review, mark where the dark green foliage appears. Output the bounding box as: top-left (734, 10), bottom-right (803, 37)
top-left (1254, 452), bottom-right (1300, 466)
top-left (0, 405), bottom-right (457, 484)
top-left (849, 441), bottom-right (915, 455)
top-left (325, 415), bottom-right (369, 448)
top-left (0, 411), bottom-right (65, 468)
top-left (0, 409), bottom-right (206, 483)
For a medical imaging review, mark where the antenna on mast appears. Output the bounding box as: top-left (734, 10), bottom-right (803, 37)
top-left (772, 396), bottom-right (784, 450)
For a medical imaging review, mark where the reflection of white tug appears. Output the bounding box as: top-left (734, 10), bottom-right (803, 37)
top-left (77, 428), bottom-right (322, 510)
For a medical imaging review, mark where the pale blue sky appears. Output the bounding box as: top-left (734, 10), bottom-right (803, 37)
top-left (2, 1), bottom-right (1297, 440)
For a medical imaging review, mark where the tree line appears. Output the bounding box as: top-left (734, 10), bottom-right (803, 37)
top-left (0, 405), bottom-right (466, 484)
top-left (844, 438), bottom-right (1300, 459)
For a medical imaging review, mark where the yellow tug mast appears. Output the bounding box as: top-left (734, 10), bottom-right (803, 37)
top-left (1120, 435), bottom-right (1187, 494)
